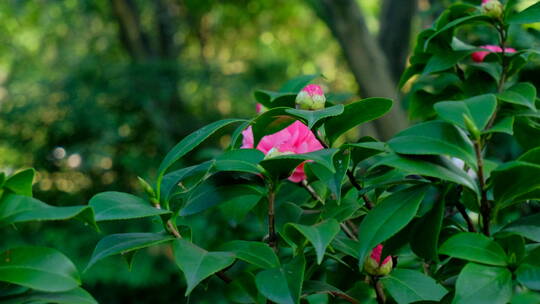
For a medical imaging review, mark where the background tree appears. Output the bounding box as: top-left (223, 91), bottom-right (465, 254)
top-left (1, 0), bottom-right (539, 302)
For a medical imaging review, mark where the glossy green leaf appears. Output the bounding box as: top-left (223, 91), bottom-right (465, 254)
top-left (485, 116), bottom-right (514, 135)
top-left (0, 247), bottom-right (80, 292)
top-left (512, 291), bottom-right (540, 304)
top-left (89, 191), bottom-right (169, 221)
top-left (260, 149), bottom-right (338, 180)
top-left (501, 213), bottom-right (540, 242)
top-left (285, 105), bottom-right (344, 129)
top-left (498, 82), bottom-right (537, 110)
top-left (507, 2), bottom-right (540, 24)
top-left (160, 161), bottom-right (214, 201)
top-left (3, 168), bottom-right (35, 196)
top-left (324, 98), bottom-right (393, 144)
top-left (434, 94), bottom-right (497, 132)
top-left (469, 62), bottom-right (502, 83)
top-left (284, 219), bottom-right (340, 264)
top-left (389, 121), bottom-right (476, 169)
top-left (180, 183), bottom-right (264, 216)
top-left (374, 154), bottom-right (479, 193)
top-left (173, 239), bottom-right (235, 296)
top-left (424, 15), bottom-right (490, 50)
top-left (86, 233), bottom-right (174, 271)
top-left (218, 185), bottom-right (265, 222)
top-left (214, 148), bottom-right (265, 174)
top-left (254, 90), bottom-right (296, 109)
top-left (321, 188), bottom-right (361, 221)
top-left (382, 269), bottom-right (448, 304)
top-left (424, 50), bottom-right (472, 74)
top-left (491, 148), bottom-right (540, 208)
top-left (410, 196), bottom-right (445, 261)
top-left (331, 236), bottom-right (359, 259)
top-left (439, 232), bottom-right (507, 266)
top-left (345, 138), bottom-right (388, 165)
top-left (516, 247), bottom-right (540, 291)
top-left (0, 287), bottom-right (98, 304)
top-left (308, 150), bottom-right (350, 201)
top-left (255, 254), bottom-right (305, 304)
top-left (357, 186), bottom-right (427, 270)
top-left (0, 194), bottom-right (96, 230)
top-left (157, 119), bottom-right (245, 192)
top-left (251, 107), bottom-right (297, 146)
top-left (220, 240), bottom-right (279, 269)
top-left (224, 271), bottom-right (259, 303)
top-left (453, 263), bottom-right (512, 304)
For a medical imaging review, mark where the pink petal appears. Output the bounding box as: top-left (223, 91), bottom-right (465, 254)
top-left (240, 120), bottom-right (323, 182)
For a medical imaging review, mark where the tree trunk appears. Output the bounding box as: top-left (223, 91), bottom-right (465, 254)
top-left (311, 0), bottom-right (409, 140)
top-left (109, 0), bottom-right (197, 150)
top-left (378, 0), bottom-right (418, 82)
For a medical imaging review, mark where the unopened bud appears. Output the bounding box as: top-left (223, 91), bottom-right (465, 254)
top-left (364, 244), bottom-right (393, 276)
top-left (256, 103), bottom-right (268, 114)
top-left (295, 84), bottom-right (326, 110)
top-left (137, 176), bottom-right (156, 199)
top-left (463, 114), bottom-right (481, 140)
top-left (482, 0), bottom-right (503, 19)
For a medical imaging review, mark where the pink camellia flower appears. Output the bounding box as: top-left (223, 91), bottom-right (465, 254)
top-left (295, 84), bottom-right (326, 110)
top-left (471, 45), bottom-right (516, 63)
top-left (364, 244), bottom-right (393, 276)
top-left (241, 121), bottom-right (323, 182)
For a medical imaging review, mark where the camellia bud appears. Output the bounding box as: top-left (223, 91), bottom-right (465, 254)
top-left (364, 244), bottom-right (393, 276)
top-left (463, 114), bottom-right (481, 140)
top-left (137, 176), bottom-right (156, 199)
top-left (295, 84), bottom-right (326, 110)
top-left (256, 103), bottom-right (268, 114)
top-left (481, 0), bottom-right (503, 19)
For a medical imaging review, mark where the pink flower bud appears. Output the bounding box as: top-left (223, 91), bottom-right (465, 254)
top-left (481, 0), bottom-right (503, 18)
top-left (256, 103), bottom-right (268, 114)
top-left (364, 244), bottom-right (393, 276)
top-left (471, 45), bottom-right (516, 63)
top-left (295, 84), bottom-right (326, 110)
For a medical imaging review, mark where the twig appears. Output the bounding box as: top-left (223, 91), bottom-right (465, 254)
top-left (371, 276), bottom-right (386, 304)
top-left (301, 180), bottom-right (324, 204)
top-left (455, 202), bottom-right (476, 232)
top-left (474, 141), bottom-right (491, 236)
top-left (346, 169), bottom-right (374, 209)
top-left (346, 219), bottom-right (359, 236)
top-left (267, 182), bottom-right (278, 251)
top-left (327, 291), bottom-right (360, 304)
top-left (167, 220), bottom-right (182, 238)
top-left (340, 223), bottom-right (358, 240)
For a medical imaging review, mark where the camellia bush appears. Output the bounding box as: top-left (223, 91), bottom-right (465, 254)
top-left (2, 0), bottom-right (540, 303)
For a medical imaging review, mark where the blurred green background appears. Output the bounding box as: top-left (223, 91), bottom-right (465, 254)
top-left (1, 0), bottom-right (539, 302)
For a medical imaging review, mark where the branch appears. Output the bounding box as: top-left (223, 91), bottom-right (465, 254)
top-left (378, 0), bottom-right (418, 82)
top-left (310, 0), bottom-right (408, 140)
top-left (474, 141), bottom-right (491, 236)
top-left (267, 182), bottom-right (278, 252)
top-left (109, 0), bottom-right (152, 61)
top-left (455, 202), bottom-right (476, 232)
top-left (346, 169), bottom-right (374, 209)
top-left (371, 276), bottom-right (386, 304)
